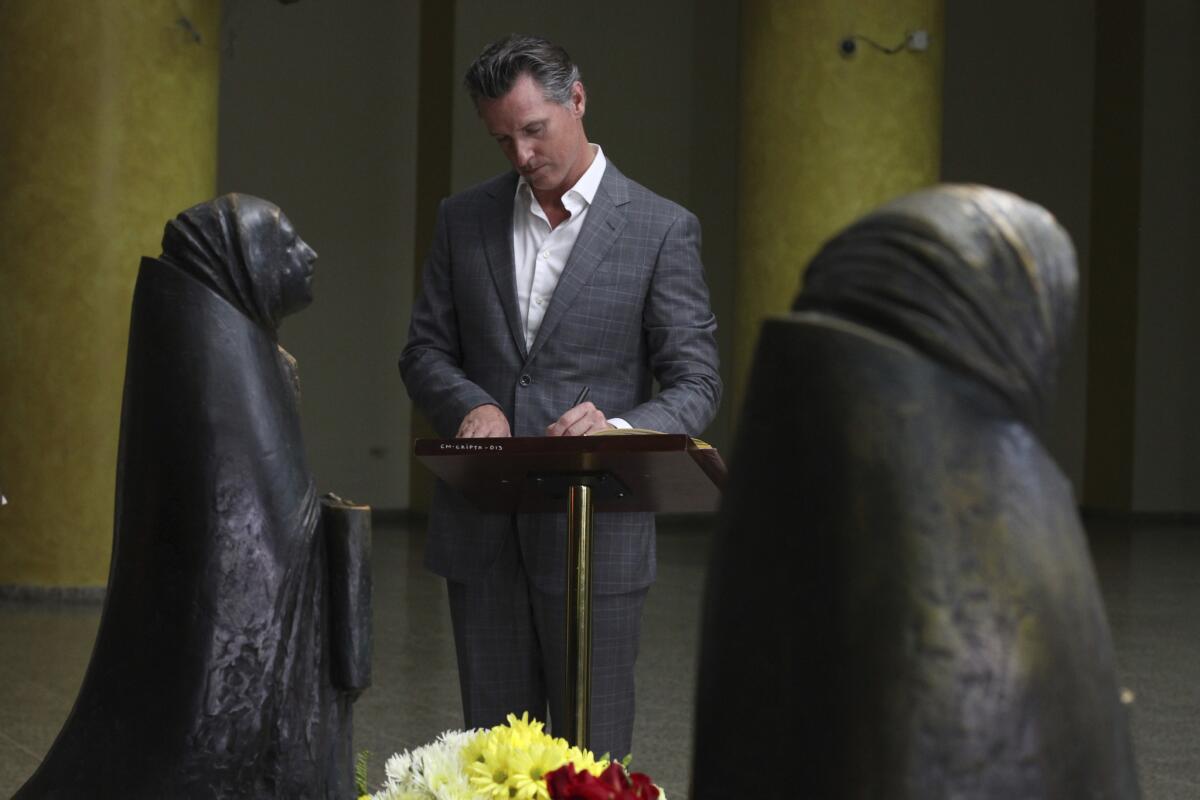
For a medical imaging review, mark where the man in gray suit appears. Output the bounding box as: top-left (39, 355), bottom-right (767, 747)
top-left (400, 34), bottom-right (720, 758)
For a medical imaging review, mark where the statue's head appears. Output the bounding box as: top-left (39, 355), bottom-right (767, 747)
top-left (796, 185), bottom-right (1076, 428)
top-left (160, 194), bottom-right (318, 331)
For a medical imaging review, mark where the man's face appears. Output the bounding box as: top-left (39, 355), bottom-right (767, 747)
top-left (478, 73), bottom-right (589, 197)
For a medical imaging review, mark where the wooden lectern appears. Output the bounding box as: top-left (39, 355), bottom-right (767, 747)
top-left (415, 433), bottom-right (725, 750)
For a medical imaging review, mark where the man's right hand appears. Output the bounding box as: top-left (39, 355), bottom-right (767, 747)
top-left (455, 404), bottom-right (511, 438)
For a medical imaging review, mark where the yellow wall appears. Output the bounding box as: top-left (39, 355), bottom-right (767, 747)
top-left (735, 0), bottom-right (944, 411)
top-left (0, 1), bottom-right (220, 587)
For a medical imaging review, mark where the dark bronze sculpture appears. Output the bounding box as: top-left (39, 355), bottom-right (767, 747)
top-left (692, 186), bottom-right (1138, 798)
top-left (17, 195), bottom-right (371, 799)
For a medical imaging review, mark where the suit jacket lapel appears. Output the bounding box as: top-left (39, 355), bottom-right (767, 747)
top-left (481, 173), bottom-right (528, 360)
top-left (527, 165), bottom-right (630, 363)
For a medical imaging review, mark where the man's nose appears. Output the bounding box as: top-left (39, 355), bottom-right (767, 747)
top-left (515, 141), bottom-right (535, 167)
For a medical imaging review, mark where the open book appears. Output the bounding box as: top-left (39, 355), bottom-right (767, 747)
top-left (587, 427), bottom-right (714, 450)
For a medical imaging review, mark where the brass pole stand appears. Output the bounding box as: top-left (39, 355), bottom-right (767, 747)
top-left (563, 483), bottom-right (594, 749)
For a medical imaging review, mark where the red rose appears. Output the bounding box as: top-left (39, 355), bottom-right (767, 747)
top-left (627, 771), bottom-right (658, 797)
top-left (546, 762), bottom-right (661, 800)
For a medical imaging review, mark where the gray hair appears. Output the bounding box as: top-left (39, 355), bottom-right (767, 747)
top-left (464, 34), bottom-right (582, 107)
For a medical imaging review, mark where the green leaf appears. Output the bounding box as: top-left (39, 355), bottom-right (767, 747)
top-left (355, 749), bottom-right (371, 795)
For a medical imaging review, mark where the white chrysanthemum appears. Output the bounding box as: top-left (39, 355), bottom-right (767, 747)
top-left (431, 778), bottom-right (475, 800)
top-left (438, 729), bottom-right (480, 750)
top-left (375, 730), bottom-right (479, 799)
top-left (372, 789), bottom-right (431, 800)
top-left (419, 741), bottom-right (469, 794)
top-left (384, 750), bottom-right (416, 784)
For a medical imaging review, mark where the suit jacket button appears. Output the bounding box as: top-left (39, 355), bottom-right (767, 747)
top-left (519, 374), bottom-right (531, 387)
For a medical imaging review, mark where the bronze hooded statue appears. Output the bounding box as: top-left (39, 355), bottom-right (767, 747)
top-left (692, 185), bottom-right (1138, 798)
top-left (18, 195), bottom-right (370, 799)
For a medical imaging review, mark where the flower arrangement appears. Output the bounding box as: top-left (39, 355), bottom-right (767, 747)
top-left (370, 713), bottom-right (663, 800)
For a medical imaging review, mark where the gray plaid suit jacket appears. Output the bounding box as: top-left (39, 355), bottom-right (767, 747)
top-left (400, 162), bottom-right (721, 595)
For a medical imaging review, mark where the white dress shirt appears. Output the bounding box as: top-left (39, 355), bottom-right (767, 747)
top-left (513, 143), bottom-right (606, 347)
top-left (512, 144), bottom-right (630, 429)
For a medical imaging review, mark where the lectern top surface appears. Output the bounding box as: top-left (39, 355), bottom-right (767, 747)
top-left (413, 434), bottom-right (724, 514)
top-left (414, 433), bottom-right (695, 455)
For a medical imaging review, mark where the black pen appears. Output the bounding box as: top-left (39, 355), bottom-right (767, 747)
top-left (572, 386), bottom-right (590, 408)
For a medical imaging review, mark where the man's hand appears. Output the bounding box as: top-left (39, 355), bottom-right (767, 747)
top-left (456, 404), bottom-right (511, 438)
top-left (546, 402), bottom-right (614, 437)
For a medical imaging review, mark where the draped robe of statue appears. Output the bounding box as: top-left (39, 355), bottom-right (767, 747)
top-left (692, 186), bottom-right (1139, 798)
top-left (17, 195), bottom-right (361, 799)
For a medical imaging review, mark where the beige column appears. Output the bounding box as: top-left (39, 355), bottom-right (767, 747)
top-left (0, 1), bottom-right (221, 588)
top-left (735, 0), bottom-right (944, 412)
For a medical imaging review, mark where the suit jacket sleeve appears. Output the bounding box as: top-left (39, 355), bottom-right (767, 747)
top-left (399, 199), bottom-right (498, 437)
top-left (619, 209), bottom-right (722, 435)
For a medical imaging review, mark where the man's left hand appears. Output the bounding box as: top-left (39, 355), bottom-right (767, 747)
top-left (546, 401), bottom-right (614, 436)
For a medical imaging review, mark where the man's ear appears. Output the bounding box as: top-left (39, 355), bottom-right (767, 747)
top-left (571, 80), bottom-right (586, 118)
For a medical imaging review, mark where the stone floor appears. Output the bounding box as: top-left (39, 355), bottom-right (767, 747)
top-left (1, 515), bottom-right (1197, 798)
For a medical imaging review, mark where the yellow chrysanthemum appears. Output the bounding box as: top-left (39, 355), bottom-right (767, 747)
top-left (506, 740), bottom-right (570, 800)
top-left (460, 713), bottom-right (612, 798)
top-left (565, 744), bottom-right (609, 777)
top-left (505, 711), bottom-right (547, 744)
top-left (468, 737), bottom-right (522, 799)
top-left (461, 731), bottom-right (489, 770)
